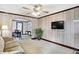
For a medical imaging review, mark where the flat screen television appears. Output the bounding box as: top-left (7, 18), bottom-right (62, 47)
top-left (51, 21), bottom-right (64, 29)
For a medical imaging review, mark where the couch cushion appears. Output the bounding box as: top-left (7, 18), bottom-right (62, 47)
top-left (3, 37), bottom-right (13, 42)
top-left (4, 41), bottom-right (19, 49)
top-left (4, 45), bottom-right (23, 52)
top-left (0, 37), bottom-right (4, 52)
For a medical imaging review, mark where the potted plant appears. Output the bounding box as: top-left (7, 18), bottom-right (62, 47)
top-left (35, 28), bottom-right (43, 40)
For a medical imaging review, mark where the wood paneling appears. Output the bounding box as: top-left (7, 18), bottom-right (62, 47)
top-left (64, 9), bottom-right (74, 47)
top-left (74, 8), bottom-right (79, 20)
top-left (39, 7), bottom-right (79, 49)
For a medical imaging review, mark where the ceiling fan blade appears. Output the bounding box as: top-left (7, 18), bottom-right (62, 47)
top-left (26, 12), bottom-right (31, 14)
top-left (43, 11), bottom-right (49, 13)
top-left (23, 7), bottom-right (31, 10)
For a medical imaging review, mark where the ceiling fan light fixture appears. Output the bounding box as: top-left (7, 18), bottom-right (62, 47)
top-left (23, 4), bottom-right (49, 17)
top-left (32, 11), bottom-right (40, 16)
top-left (36, 6), bottom-right (41, 11)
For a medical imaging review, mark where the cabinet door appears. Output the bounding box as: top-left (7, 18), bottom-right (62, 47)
top-left (64, 9), bottom-right (74, 47)
top-left (74, 7), bottom-right (79, 20)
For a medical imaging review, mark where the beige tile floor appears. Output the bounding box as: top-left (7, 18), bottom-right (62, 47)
top-left (15, 37), bottom-right (74, 54)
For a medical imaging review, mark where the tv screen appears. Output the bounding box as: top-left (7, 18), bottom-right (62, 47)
top-left (51, 21), bottom-right (64, 29)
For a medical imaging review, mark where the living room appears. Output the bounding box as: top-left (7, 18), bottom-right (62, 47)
top-left (0, 4), bottom-right (79, 54)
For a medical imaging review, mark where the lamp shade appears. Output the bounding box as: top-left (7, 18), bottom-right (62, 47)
top-left (1, 25), bottom-right (9, 37)
top-left (2, 25), bottom-right (8, 30)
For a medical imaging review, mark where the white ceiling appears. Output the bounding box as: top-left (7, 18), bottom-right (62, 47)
top-left (0, 4), bottom-right (78, 18)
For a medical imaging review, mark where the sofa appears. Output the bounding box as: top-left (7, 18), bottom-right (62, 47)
top-left (0, 37), bottom-right (24, 54)
top-left (0, 37), bottom-right (4, 53)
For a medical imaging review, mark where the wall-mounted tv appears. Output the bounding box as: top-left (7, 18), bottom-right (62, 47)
top-left (51, 21), bottom-right (64, 29)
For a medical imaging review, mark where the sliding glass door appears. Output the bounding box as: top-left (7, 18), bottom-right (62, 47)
top-left (16, 22), bottom-right (23, 32)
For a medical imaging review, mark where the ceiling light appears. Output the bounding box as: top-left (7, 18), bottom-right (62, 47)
top-left (32, 11), bottom-right (40, 16)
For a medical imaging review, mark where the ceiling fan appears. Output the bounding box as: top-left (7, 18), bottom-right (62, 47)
top-left (22, 4), bottom-right (49, 16)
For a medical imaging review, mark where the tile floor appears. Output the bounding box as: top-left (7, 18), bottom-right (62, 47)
top-left (15, 37), bottom-right (74, 54)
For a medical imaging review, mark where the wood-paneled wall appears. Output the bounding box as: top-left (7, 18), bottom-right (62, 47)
top-left (39, 7), bottom-right (79, 48)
